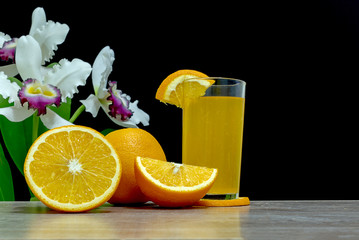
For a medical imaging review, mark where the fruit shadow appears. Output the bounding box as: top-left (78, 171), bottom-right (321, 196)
top-left (12, 204), bottom-right (111, 214)
top-left (111, 201), bottom-right (206, 210)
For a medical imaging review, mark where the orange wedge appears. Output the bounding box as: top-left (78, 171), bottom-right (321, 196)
top-left (155, 69), bottom-right (214, 108)
top-left (134, 156), bottom-right (218, 207)
top-left (24, 125), bottom-right (121, 212)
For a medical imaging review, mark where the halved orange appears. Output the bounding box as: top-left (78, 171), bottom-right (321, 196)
top-left (155, 69), bottom-right (214, 108)
top-left (24, 125), bottom-right (121, 212)
top-left (134, 156), bottom-right (218, 207)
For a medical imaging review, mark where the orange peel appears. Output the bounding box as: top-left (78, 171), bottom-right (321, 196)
top-left (194, 197), bottom-right (250, 207)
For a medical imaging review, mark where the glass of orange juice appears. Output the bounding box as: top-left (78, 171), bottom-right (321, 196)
top-left (182, 77), bottom-right (246, 200)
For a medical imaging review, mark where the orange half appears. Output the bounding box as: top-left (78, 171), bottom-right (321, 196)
top-left (24, 125), bottom-right (121, 212)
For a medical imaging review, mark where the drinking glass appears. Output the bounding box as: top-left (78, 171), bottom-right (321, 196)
top-left (182, 77), bottom-right (246, 199)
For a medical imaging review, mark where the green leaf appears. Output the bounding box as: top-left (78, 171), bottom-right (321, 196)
top-left (46, 62), bottom-right (59, 68)
top-left (49, 98), bottom-right (72, 121)
top-left (7, 77), bottom-right (22, 87)
top-left (0, 95), bottom-right (12, 108)
top-left (101, 128), bottom-right (116, 136)
top-left (0, 116), bottom-right (33, 175)
top-left (0, 143), bottom-right (15, 201)
top-left (30, 196), bottom-right (39, 201)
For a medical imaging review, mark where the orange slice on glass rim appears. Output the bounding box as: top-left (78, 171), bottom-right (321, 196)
top-left (155, 69), bottom-right (214, 108)
top-left (134, 156), bottom-right (218, 207)
top-left (24, 125), bottom-right (121, 212)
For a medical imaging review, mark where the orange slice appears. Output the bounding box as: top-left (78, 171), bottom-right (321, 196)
top-left (155, 69), bottom-right (214, 108)
top-left (134, 156), bottom-right (218, 207)
top-left (24, 125), bottom-right (121, 212)
top-left (194, 197), bottom-right (250, 207)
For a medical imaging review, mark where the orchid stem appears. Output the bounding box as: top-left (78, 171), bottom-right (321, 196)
top-left (32, 114), bottom-right (39, 143)
top-left (69, 104), bottom-right (86, 123)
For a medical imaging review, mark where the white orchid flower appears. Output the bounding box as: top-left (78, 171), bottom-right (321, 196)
top-left (0, 7), bottom-right (69, 77)
top-left (80, 46), bottom-right (149, 128)
top-left (0, 35), bottom-right (92, 129)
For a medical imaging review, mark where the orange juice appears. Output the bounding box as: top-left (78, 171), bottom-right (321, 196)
top-left (182, 96), bottom-right (245, 197)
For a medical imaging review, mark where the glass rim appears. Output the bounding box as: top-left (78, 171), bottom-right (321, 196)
top-left (187, 77), bottom-right (246, 86)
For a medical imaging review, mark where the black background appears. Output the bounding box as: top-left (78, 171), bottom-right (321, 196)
top-left (1, 0), bottom-right (357, 200)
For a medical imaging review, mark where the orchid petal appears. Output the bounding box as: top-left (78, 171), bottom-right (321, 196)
top-left (40, 108), bottom-right (73, 129)
top-left (92, 46), bottom-right (114, 98)
top-left (31, 21), bottom-right (69, 64)
top-left (0, 32), bottom-right (11, 47)
top-left (101, 104), bottom-right (139, 128)
top-left (0, 105), bottom-right (35, 122)
top-left (29, 7), bottom-right (46, 36)
top-left (107, 82), bottom-right (133, 121)
top-left (0, 72), bottom-right (21, 106)
top-left (15, 36), bottom-right (43, 81)
top-left (18, 79), bottom-right (61, 115)
top-left (129, 100), bottom-right (150, 126)
top-left (95, 99), bottom-right (137, 128)
top-left (80, 94), bottom-right (101, 117)
top-left (45, 58), bottom-right (92, 102)
top-left (29, 7), bottom-right (69, 64)
top-left (0, 64), bottom-right (18, 77)
top-left (0, 38), bottom-right (17, 63)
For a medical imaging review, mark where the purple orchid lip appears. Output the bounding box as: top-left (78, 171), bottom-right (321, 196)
top-left (107, 81), bottom-right (133, 121)
top-left (0, 38), bottom-right (18, 63)
top-left (18, 78), bottom-right (62, 116)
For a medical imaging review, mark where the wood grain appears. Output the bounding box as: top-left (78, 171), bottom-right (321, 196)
top-left (0, 201), bottom-right (358, 239)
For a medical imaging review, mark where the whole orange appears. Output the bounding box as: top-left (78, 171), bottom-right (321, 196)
top-left (105, 128), bottom-right (166, 204)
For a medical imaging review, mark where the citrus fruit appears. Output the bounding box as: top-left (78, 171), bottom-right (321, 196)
top-left (24, 125), bottom-right (121, 212)
top-left (105, 128), bottom-right (166, 204)
top-left (194, 197), bottom-right (250, 207)
top-left (134, 156), bottom-right (218, 207)
top-left (155, 69), bottom-right (214, 108)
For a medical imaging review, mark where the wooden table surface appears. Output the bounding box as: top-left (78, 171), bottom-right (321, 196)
top-left (0, 200), bottom-right (358, 239)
